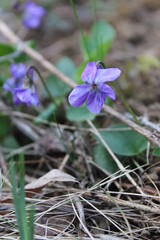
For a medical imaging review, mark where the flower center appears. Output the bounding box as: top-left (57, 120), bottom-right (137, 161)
top-left (22, 76), bottom-right (33, 90)
top-left (92, 83), bottom-right (97, 90)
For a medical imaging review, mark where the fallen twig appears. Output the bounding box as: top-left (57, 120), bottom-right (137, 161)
top-left (83, 191), bottom-right (160, 215)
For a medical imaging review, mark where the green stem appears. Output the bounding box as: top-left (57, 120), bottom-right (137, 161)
top-left (27, 66), bottom-right (56, 106)
top-left (27, 66), bottom-right (69, 152)
top-left (93, 0), bottom-right (103, 61)
top-left (100, 34), bottom-right (104, 62)
top-left (94, 0), bottom-right (98, 60)
top-left (112, 82), bottom-right (140, 125)
top-left (70, 0), bottom-right (91, 61)
top-left (97, 61), bottom-right (140, 125)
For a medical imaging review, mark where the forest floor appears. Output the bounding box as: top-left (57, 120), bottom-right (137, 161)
top-left (0, 0), bottom-right (160, 239)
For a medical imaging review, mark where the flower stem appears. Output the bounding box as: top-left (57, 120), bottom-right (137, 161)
top-left (27, 66), bottom-right (69, 152)
top-left (27, 66), bottom-right (56, 106)
top-left (112, 82), bottom-right (140, 125)
top-left (93, 0), bottom-right (98, 60)
top-left (70, 0), bottom-right (91, 61)
top-left (97, 61), bottom-right (140, 125)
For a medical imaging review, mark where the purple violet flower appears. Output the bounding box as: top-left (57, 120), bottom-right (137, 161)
top-left (22, 1), bottom-right (45, 29)
top-left (3, 63), bottom-right (26, 105)
top-left (14, 67), bottom-right (39, 106)
top-left (68, 62), bottom-right (121, 114)
top-left (3, 64), bottom-right (39, 106)
top-left (14, 86), bottom-right (39, 106)
top-left (10, 63), bottom-right (26, 80)
top-left (13, 1), bottom-right (21, 13)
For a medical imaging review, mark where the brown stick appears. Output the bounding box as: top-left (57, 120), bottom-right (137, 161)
top-left (0, 20), bottom-right (159, 146)
top-left (82, 192), bottom-right (160, 215)
top-left (103, 105), bottom-right (160, 146)
top-left (0, 21), bottom-right (75, 88)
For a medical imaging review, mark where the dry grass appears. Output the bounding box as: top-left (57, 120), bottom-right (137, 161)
top-left (1, 154), bottom-right (160, 239)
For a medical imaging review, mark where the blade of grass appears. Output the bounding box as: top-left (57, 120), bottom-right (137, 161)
top-left (19, 155), bottom-right (28, 240)
top-left (10, 160), bottom-right (24, 240)
top-left (10, 155), bottom-right (34, 240)
top-left (93, 0), bottom-right (98, 60)
top-left (70, 0), bottom-right (91, 61)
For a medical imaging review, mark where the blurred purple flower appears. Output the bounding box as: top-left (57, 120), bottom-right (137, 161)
top-left (3, 64), bottom-right (39, 106)
top-left (3, 78), bottom-right (22, 105)
top-left (10, 63), bottom-right (26, 80)
top-left (13, 1), bottom-right (21, 12)
top-left (14, 67), bottom-right (39, 106)
top-left (22, 1), bottom-right (45, 29)
top-left (68, 62), bottom-right (121, 114)
top-left (14, 86), bottom-right (39, 106)
top-left (3, 63), bottom-right (26, 105)
top-left (3, 78), bottom-right (17, 93)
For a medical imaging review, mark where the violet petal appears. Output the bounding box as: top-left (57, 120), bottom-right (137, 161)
top-left (10, 63), bottom-right (26, 79)
top-left (13, 94), bottom-right (21, 106)
top-left (23, 2), bottom-right (45, 29)
top-left (15, 89), bottom-right (32, 103)
top-left (81, 62), bottom-right (97, 84)
top-left (25, 2), bottom-right (45, 17)
top-left (95, 68), bottom-right (121, 84)
top-left (99, 84), bottom-right (116, 100)
top-left (68, 84), bottom-right (91, 107)
top-left (87, 90), bottom-right (106, 114)
top-left (31, 92), bottom-right (39, 106)
top-left (23, 16), bottom-right (41, 29)
top-left (3, 78), bottom-right (15, 93)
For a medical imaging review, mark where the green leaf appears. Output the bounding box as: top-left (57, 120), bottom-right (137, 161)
top-left (81, 20), bottom-right (116, 61)
top-left (56, 57), bottom-right (76, 79)
top-left (76, 21), bottom-right (116, 82)
top-left (66, 105), bottom-right (95, 122)
top-left (19, 155), bottom-right (28, 240)
top-left (44, 57), bottom-right (76, 98)
top-left (0, 116), bottom-right (10, 139)
top-left (34, 103), bottom-right (57, 124)
top-left (45, 75), bottom-right (70, 97)
top-left (9, 155), bottom-right (31, 240)
top-left (153, 147), bottom-right (160, 157)
top-left (10, 160), bottom-right (24, 239)
top-left (98, 124), bottom-right (147, 156)
top-left (0, 43), bottom-right (15, 57)
top-left (75, 63), bottom-right (86, 83)
top-left (0, 0), bottom-right (15, 9)
top-left (0, 40), bottom-right (35, 63)
top-left (93, 144), bottom-right (118, 173)
top-left (2, 135), bottom-right (19, 149)
top-left (0, 61), bottom-right (10, 83)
